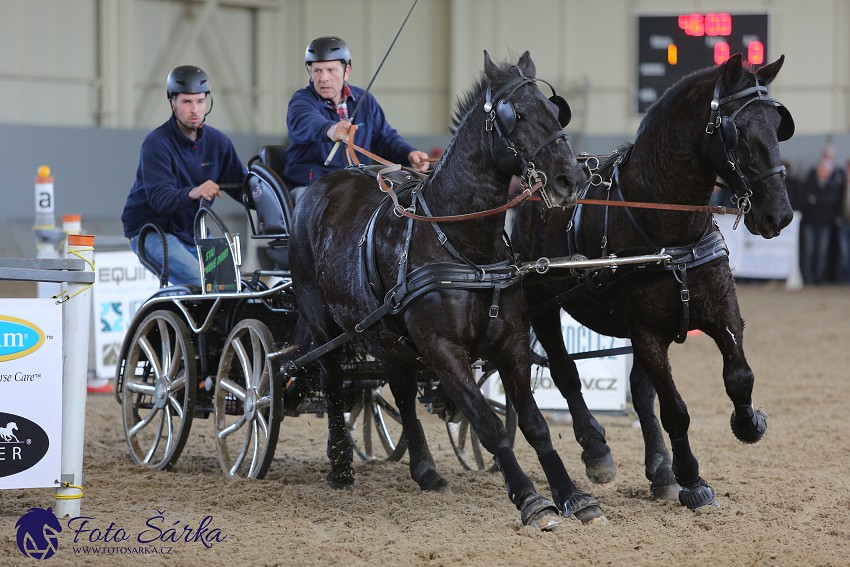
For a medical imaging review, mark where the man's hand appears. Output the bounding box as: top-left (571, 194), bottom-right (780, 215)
top-left (327, 120), bottom-right (353, 143)
top-left (189, 180), bottom-right (221, 201)
top-left (408, 150), bottom-right (430, 173)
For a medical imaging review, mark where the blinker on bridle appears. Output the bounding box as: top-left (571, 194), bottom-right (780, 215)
top-left (705, 75), bottom-right (795, 227)
top-left (483, 66), bottom-right (573, 207)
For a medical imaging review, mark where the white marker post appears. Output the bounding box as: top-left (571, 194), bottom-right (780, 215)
top-left (55, 234), bottom-right (95, 517)
top-left (33, 166), bottom-right (62, 299)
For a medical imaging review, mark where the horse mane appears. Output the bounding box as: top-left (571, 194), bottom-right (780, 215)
top-left (450, 59), bottom-right (518, 134)
top-left (637, 61), bottom-right (753, 138)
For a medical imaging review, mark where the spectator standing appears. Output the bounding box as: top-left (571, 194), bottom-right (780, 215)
top-left (836, 158), bottom-right (850, 284)
top-left (798, 150), bottom-right (845, 285)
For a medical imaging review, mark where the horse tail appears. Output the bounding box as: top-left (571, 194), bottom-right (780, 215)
top-left (270, 313), bottom-right (313, 372)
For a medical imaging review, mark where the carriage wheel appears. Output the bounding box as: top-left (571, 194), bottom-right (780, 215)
top-left (214, 319), bottom-right (281, 479)
top-left (446, 368), bottom-right (518, 471)
top-left (345, 386), bottom-right (407, 462)
top-left (121, 309), bottom-right (197, 470)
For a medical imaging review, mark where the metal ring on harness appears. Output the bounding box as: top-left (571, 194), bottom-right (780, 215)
top-left (535, 257), bottom-right (551, 274)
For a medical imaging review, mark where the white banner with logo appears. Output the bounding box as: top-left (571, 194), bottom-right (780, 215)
top-left (714, 212), bottom-right (800, 280)
top-left (482, 312), bottom-right (631, 413)
top-left (93, 250), bottom-right (160, 380)
top-left (0, 299), bottom-right (63, 489)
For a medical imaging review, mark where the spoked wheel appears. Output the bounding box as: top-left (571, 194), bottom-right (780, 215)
top-left (121, 309), bottom-right (197, 470)
top-left (345, 385), bottom-right (407, 462)
top-left (446, 368), bottom-right (518, 471)
top-left (214, 319), bottom-right (281, 479)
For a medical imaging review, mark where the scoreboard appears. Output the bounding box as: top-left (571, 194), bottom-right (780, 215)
top-left (636, 12), bottom-right (770, 113)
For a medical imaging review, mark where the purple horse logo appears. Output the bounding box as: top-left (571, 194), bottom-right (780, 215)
top-left (15, 507), bottom-right (62, 560)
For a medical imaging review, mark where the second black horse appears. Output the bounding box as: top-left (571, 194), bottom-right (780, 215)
top-left (514, 53), bottom-right (795, 509)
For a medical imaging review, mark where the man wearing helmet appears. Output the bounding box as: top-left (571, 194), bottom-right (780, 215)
top-left (282, 36), bottom-right (429, 192)
top-left (121, 65), bottom-right (246, 286)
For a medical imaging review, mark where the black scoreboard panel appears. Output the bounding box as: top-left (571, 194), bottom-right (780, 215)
top-left (636, 12), bottom-right (769, 113)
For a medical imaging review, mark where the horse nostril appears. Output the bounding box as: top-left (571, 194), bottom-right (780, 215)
top-left (555, 174), bottom-right (573, 192)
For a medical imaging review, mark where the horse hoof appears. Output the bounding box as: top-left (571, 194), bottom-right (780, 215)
top-left (731, 406), bottom-right (767, 444)
top-left (562, 489), bottom-right (606, 524)
top-left (582, 451), bottom-right (617, 484)
top-left (678, 479), bottom-right (718, 510)
top-left (577, 510), bottom-right (608, 525)
top-left (520, 494), bottom-right (562, 531)
top-left (421, 473), bottom-right (452, 494)
top-left (327, 469), bottom-right (355, 489)
top-left (650, 481), bottom-right (682, 501)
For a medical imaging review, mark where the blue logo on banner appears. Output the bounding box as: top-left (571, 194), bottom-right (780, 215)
top-left (0, 316), bottom-right (44, 362)
top-left (15, 507), bottom-right (62, 560)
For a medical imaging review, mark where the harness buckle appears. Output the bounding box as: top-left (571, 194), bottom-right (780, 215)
top-left (680, 289), bottom-right (690, 303)
top-left (489, 305), bottom-right (499, 318)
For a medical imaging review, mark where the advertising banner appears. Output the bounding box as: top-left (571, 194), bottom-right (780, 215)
top-left (93, 251), bottom-right (160, 380)
top-left (714, 212), bottom-right (800, 280)
top-left (483, 312), bottom-right (631, 413)
top-left (0, 298), bottom-right (63, 489)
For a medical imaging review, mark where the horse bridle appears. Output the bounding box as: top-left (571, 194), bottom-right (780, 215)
top-left (705, 76), bottom-right (795, 222)
top-left (484, 66), bottom-right (572, 208)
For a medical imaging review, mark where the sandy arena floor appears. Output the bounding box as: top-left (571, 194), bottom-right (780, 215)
top-left (1, 282), bottom-right (849, 566)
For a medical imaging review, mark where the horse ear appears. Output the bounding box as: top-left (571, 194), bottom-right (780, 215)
top-left (484, 50), bottom-right (498, 79)
top-left (517, 51), bottom-right (536, 78)
top-left (719, 53), bottom-right (744, 89)
top-left (755, 54), bottom-right (785, 86)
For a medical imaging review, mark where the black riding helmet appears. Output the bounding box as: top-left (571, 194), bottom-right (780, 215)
top-left (304, 36), bottom-right (352, 71)
top-left (166, 65), bottom-right (211, 100)
top-left (166, 65), bottom-right (213, 119)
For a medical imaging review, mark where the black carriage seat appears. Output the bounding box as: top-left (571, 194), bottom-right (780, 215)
top-left (259, 144), bottom-right (288, 179)
top-left (243, 145), bottom-right (295, 271)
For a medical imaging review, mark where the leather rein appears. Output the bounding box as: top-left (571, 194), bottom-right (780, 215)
top-left (344, 136), bottom-right (547, 223)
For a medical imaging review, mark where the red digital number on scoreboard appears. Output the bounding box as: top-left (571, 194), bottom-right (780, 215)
top-left (678, 12), bottom-right (732, 37)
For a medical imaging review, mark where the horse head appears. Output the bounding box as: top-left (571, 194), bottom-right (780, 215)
top-left (477, 50), bottom-right (584, 207)
top-left (705, 53), bottom-right (795, 238)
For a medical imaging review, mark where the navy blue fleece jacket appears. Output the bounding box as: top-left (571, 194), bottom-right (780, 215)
top-left (122, 115), bottom-right (246, 245)
top-left (282, 82), bottom-right (417, 188)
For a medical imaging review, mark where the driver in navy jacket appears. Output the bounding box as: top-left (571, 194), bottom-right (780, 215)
top-left (282, 36), bottom-right (429, 194)
top-left (121, 65), bottom-right (246, 286)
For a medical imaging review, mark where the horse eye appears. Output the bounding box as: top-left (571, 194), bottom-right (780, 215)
top-left (515, 113), bottom-right (522, 121)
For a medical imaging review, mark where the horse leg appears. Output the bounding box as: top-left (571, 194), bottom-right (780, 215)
top-left (421, 342), bottom-right (561, 530)
top-left (631, 330), bottom-right (717, 510)
top-left (322, 356), bottom-right (356, 489)
top-left (629, 362), bottom-right (680, 500)
top-left (385, 364), bottom-right (450, 493)
top-left (495, 348), bottom-right (606, 525)
top-left (531, 309), bottom-right (616, 483)
top-left (703, 297), bottom-right (767, 444)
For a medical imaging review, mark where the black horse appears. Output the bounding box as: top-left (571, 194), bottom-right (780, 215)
top-left (514, 53), bottom-right (794, 509)
top-left (288, 51), bottom-right (603, 528)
